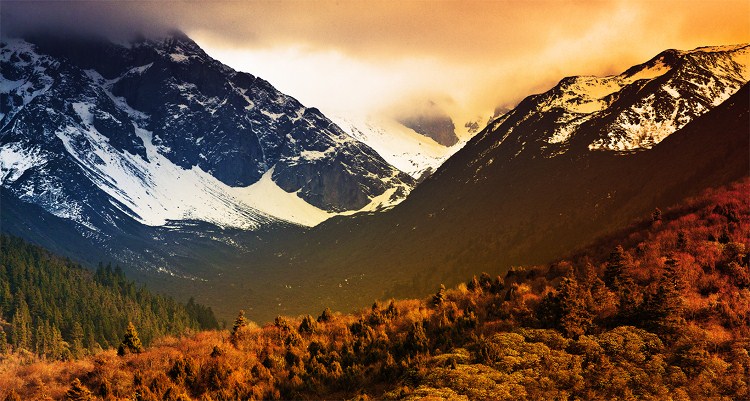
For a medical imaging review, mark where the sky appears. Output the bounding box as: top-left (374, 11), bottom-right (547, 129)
top-left (3, 0), bottom-right (749, 138)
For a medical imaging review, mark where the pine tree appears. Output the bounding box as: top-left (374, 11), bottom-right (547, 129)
top-left (317, 307), bottom-right (333, 323)
top-left (676, 231), bottom-right (688, 249)
top-left (604, 245), bottom-right (627, 289)
top-left (431, 284), bottom-right (446, 307)
top-left (230, 310), bottom-right (247, 340)
top-left (118, 322), bottom-right (144, 355)
top-left (10, 299), bottom-right (31, 351)
top-left (642, 256), bottom-right (685, 332)
top-left (70, 322), bottom-right (85, 358)
top-left (0, 330), bottom-right (8, 354)
top-left (64, 378), bottom-right (93, 401)
top-left (405, 321), bottom-right (428, 355)
top-left (298, 315), bottom-right (317, 334)
top-left (556, 273), bottom-right (592, 338)
top-left (652, 207), bottom-right (662, 222)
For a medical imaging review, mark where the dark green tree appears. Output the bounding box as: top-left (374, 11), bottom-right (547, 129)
top-left (0, 330), bottom-right (8, 354)
top-left (118, 322), bottom-right (144, 355)
top-left (70, 322), bottom-right (85, 358)
top-left (10, 299), bottom-right (31, 351)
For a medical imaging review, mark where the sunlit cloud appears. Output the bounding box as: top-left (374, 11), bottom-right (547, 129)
top-left (3, 0), bottom-right (748, 137)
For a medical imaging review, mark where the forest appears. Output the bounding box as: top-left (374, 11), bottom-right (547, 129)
top-left (0, 235), bottom-right (219, 361)
top-left (1, 179), bottom-right (748, 400)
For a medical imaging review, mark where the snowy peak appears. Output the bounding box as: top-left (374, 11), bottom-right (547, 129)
top-left (330, 114), bottom-right (464, 179)
top-left (0, 34), bottom-right (414, 233)
top-left (475, 43), bottom-right (749, 165)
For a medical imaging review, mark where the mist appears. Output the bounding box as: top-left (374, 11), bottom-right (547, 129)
top-left (3, 0), bottom-right (747, 137)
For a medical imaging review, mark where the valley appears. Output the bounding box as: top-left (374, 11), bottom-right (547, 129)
top-left (0, 2), bottom-right (749, 399)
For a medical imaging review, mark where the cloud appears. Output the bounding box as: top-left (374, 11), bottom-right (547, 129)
top-left (3, 0), bottom-right (747, 136)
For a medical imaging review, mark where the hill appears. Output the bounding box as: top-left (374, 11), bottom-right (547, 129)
top-left (2, 179), bottom-right (747, 400)
top-left (0, 235), bottom-right (218, 361)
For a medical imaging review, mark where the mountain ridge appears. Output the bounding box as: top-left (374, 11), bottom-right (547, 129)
top-left (0, 32), bottom-right (414, 233)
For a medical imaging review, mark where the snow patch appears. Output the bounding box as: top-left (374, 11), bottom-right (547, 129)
top-left (0, 143), bottom-right (46, 184)
top-left (330, 114), bottom-right (463, 178)
top-left (230, 168), bottom-right (333, 227)
top-left (170, 53), bottom-right (188, 63)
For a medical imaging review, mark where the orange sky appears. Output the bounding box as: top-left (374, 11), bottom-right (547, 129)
top-left (4, 0), bottom-right (749, 134)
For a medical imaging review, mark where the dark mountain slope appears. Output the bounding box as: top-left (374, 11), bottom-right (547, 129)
top-left (4, 178), bottom-right (749, 400)
top-left (205, 82), bottom-right (749, 322)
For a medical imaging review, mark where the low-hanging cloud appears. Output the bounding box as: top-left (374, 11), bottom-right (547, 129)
top-left (3, 1), bottom-right (748, 136)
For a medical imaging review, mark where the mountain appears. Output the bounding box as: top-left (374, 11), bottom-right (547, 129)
top-left (395, 100), bottom-right (459, 146)
top-left (1, 41), bottom-right (747, 323)
top-left (185, 44), bottom-right (749, 322)
top-left (330, 114), bottom-right (464, 179)
top-left (468, 44), bottom-right (748, 159)
top-left (4, 178), bottom-right (749, 400)
top-left (0, 32), bottom-right (414, 236)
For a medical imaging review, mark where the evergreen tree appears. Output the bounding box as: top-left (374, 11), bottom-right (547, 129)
top-left (70, 322), bottom-right (85, 358)
top-left (231, 310), bottom-right (247, 336)
top-left (118, 322), bottom-right (144, 355)
top-left (431, 284), bottom-right (446, 307)
top-left (0, 235), bottom-right (216, 360)
top-left (676, 231), bottom-right (688, 249)
top-left (317, 307), bottom-right (333, 323)
top-left (642, 256), bottom-right (685, 332)
top-left (604, 245), bottom-right (626, 289)
top-left (405, 321), bottom-right (428, 356)
top-left (298, 315), bottom-right (317, 334)
top-left (10, 299), bottom-right (31, 351)
top-left (467, 276), bottom-right (482, 293)
top-left (64, 378), bottom-right (93, 401)
top-left (652, 207), bottom-right (662, 222)
top-left (0, 330), bottom-right (8, 354)
top-left (556, 274), bottom-right (592, 338)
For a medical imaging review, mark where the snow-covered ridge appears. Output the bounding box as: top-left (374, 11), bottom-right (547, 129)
top-left (518, 43), bottom-right (749, 152)
top-left (330, 114), bottom-right (464, 179)
top-left (0, 36), bottom-right (414, 231)
top-left (589, 44), bottom-right (749, 151)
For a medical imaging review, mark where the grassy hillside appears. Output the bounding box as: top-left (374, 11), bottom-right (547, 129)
top-left (1, 179), bottom-right (748, 400)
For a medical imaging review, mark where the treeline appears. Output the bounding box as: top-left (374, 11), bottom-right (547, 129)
top-left (0, 235), bottom-right (218, 360)
top-left (1, 179), bottom-right (748, 400)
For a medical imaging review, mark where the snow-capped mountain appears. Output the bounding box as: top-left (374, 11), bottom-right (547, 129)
top-left (208, 45), bottom-right (750, 321)
top-left (0, 32), bottom-right (414, 233)
top-left (329, 114), bottom-right (464, 179)
top-left (469, 44), bottom-right (749, 167)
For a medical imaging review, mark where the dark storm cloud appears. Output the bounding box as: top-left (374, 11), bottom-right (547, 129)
top-left (1, 1), bottom-right (173, 41)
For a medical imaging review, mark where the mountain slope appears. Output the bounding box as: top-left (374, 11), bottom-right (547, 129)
top-left (0, 33), bottom-right (413, 234)
top-left (4, 178), bottom-right (748, 400)
top-left (194, 48), bottom-right (750, 322)
top-left (330, 114), bottom-right (464, 179)
top-left (0, 234), bottom-right (218, 360)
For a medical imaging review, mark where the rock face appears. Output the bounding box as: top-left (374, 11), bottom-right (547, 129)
top-left (0, 32), bottom-right (414, 235)
top-left (397, 101), bottom-right (459, 147)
